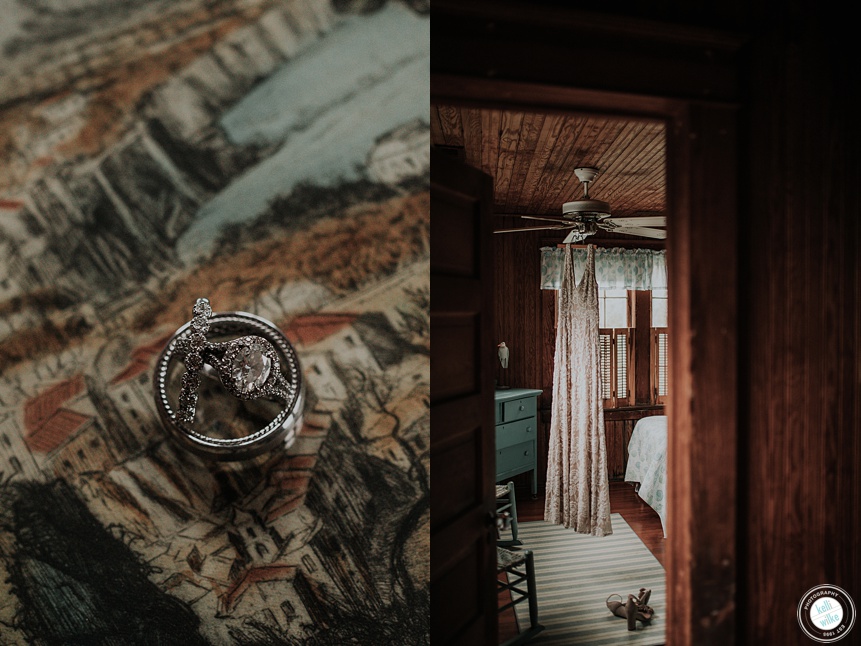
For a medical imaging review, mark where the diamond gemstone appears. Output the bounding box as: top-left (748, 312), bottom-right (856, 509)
top-left (192, 298), bottom-right (211, 317)
top-left (230, 344), bottom-right (271, 394)
top-left (185, 353), bottom-right (202, 371)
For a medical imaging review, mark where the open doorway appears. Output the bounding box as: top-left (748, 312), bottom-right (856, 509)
top-left (431, 102), bottom-right (671, 643)
top-left (430, 5), bottom-right (741, 645)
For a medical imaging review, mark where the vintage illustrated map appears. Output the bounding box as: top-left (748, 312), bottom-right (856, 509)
top-left (0, 1), bottom-right (429, 643)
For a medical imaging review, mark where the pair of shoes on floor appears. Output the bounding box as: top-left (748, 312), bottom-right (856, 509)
top-left (606, 588), bottom-right (654, 631)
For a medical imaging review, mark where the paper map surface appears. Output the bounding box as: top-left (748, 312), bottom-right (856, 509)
top-left (0, 1), bottom-right (429, 643)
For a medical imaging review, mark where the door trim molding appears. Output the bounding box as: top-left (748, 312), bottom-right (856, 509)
top-left (432, 26), bottom-right (741, 639)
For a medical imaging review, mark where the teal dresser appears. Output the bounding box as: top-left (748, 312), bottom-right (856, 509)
top-left (494, 388), bottom-right (542, 497)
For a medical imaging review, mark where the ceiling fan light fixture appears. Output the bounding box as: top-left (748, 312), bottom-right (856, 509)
top-left (495, 164), bottom-right (665, 241)
top-left (573, 167), bottom-right (600, 184)
top-left (562, 167), bottom-right (611, 218)
top-left (561, 198), bottom-right (612, 218)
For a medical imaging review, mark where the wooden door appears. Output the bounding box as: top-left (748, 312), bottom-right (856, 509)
top-left (429, 148), bottom-right (497, 645)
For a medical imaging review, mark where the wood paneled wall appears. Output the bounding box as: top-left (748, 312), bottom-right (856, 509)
top-left (741, 15), bottom-right (861, 645)
top-left (491, 229), bottom-right (548, 400)
top-left (492, 229), bottom-right (550, 492)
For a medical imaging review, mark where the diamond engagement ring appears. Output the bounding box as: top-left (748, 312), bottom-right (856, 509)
top-left (154, 298), bottom-right (305, 461)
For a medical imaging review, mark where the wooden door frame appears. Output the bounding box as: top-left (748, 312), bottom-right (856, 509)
top-left (432, 12), bottom-right (741, 641)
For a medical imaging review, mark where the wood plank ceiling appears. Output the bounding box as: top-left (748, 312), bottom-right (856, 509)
top-left (430, 104), bottom-right (666, 241)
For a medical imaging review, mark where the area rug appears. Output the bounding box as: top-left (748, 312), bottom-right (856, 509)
top-left (512, 513), bottom-right (666, 645)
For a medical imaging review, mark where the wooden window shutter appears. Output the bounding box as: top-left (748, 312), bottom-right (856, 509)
top-left (599, 332), bottom-right (613, 401)
top-left (653, 328), bottom-right (669, 403)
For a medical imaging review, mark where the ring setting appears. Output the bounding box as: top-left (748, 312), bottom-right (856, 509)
top-left (154, 298), bottom-right (305, 461)
top-left (200, 335), bottom-right (293, 401)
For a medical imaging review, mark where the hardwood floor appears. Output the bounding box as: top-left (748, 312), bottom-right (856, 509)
top-left (497, 481), bottom-right (665, 644)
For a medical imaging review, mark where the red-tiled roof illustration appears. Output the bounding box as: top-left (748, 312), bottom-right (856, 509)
top-left (24, 374), bottom-right (85, 432)
top-left (285, 313), bottom-right (358, 345)
top-left (23, 374), bottom-right (91, 453)
top-left (221, 564), bottom-right (297, 614)
top-left (110, 331), bottom-right (175, 385)
top-left (26, 409), bottom-right (92, 453)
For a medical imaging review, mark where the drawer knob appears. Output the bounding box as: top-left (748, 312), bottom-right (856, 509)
top-left (527, 426), bottom-right (533, 432)
top-left (523, 451), bottom-right (529, 456)
top-left (519, 405), bottom-right (525, 411)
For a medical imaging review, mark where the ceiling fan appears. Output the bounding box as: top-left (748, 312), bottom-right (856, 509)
top-left (494, 167), bottom-right (666, 243)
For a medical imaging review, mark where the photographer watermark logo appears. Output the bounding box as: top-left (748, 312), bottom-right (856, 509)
top-left (797, 585), bottom-right (856, 643)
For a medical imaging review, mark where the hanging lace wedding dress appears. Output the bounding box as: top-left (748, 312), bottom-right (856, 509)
top-left (544, 244), bottom-right (612, 536)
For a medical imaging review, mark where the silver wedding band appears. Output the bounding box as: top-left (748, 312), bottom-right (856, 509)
top-left (154, 304), bottom-right (305, 461)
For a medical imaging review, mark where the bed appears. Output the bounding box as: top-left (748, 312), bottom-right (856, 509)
top-left (624, 415), bottom-right (668, 537)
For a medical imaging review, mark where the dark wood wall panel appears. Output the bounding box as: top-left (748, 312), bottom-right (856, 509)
top-left (492, 231), bottom-right (545, 395)
top-left (742, 20), bottom-right (861, 645)
top-left (493, 230), bottom-right (549, 495)
top-left (605, 419), bottom-right (626, 478)
top-left (633, 290), bottom-right (653, 404)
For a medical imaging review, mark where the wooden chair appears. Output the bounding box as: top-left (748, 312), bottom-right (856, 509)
top-left (496, 481), bottom-right (522, 547)
top-left (497, 546), bottom-right (544, 645)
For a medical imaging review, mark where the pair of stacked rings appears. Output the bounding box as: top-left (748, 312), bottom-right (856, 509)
top-left (153, 298), bottom-right (305, 461)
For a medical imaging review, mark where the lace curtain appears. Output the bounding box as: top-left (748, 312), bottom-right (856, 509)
top-left (540, 247), bottom-right (667, 291)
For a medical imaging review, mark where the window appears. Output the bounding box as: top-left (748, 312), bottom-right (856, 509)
top-left (598, 290), bottom-right (633, 408)
top-left (599, 289), bottom-right (629, 328)
top-left (557, 288), bottom-right (669, 409)
top-left (651, 288), bottom-right (669, 404)
top-left (301, 554), bottom-right (317, 573)
top-left (651, 289), bottom-right (668, 327)
top-left (599, 328), bottom-right (633, 408)
top-left (281, 600), bottom-right (296, 617)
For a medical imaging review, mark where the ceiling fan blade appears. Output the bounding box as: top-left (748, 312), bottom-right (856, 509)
top-left (494, 224), bottom-right (575, 234)
top-left (602, 215), bottom-right (666, 227)
top-left (517, 215), bottom-right (571, 224)
top-left (609, 226), bottom-right (667, 239)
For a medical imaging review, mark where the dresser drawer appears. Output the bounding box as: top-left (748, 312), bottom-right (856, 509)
top-left (501, 396), bottom-right (536, 423)
top-left (495, 417), bottom-right (537, 450)
top-left (496, 440), bottom-right (535, 476)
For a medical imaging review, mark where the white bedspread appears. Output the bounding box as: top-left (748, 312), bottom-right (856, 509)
top-left (624, 415), bottom-right (668, 537)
